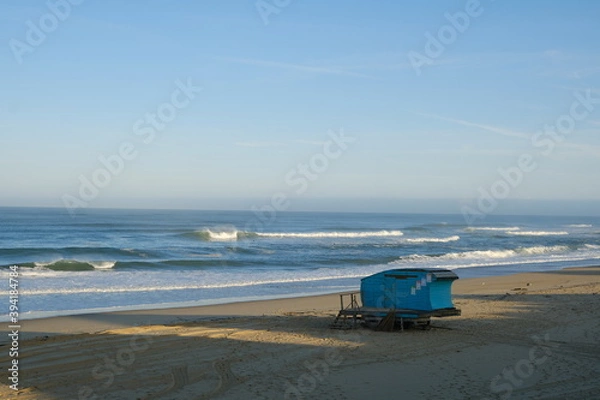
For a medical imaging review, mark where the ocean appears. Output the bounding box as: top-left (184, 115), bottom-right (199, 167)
top-left (1, 207), bottom-right (599, 320)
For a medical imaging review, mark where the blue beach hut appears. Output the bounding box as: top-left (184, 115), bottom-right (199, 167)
top-left (360, 268), bottom-right (459, 315)
top-left (330, 268), bottom-right (460, 330)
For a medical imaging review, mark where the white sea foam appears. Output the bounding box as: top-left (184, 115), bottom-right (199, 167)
top-left (396, 245), bottom-right (572, 263)
top-left (90, 261), bottom-right (117, 269)
top-left (33, 261), bottom-right (59, 268)
top-left (20, 274), bottom-right (370, 296)
top-left (199, 229), bottom-right (404, 241)
top-left (257, 230), bottom-right (404, 239)
top-left (33, 259), bottom-right (116, 270)
top-left (507, 231), bottom-right (568, 236)
top-left (466, 227), bottom-right (521, 232)
top-left (405, 235), bottom-right (460, 244)
top-left (204, 229), bottom-right (239, 241)
top-left (518, 245), bottom-right (571, 255)
top-left (567, 224), bottom-right (593, 228)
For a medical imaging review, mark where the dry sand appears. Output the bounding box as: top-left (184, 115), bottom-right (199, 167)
top-left (2, 267), bottom-right (600, 399)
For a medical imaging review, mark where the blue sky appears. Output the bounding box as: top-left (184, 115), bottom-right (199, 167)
top-left (1, 0), bottom-right (600, 215)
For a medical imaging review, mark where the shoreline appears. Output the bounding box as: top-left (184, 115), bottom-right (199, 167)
top-left (11, 265), bottom-right (600, 341)
top-left (11, 263), bottom-right (596, 322)
top-left (11, 258), bottom-right (600, 324)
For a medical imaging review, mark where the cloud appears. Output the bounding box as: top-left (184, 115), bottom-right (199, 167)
top-left (214, 50), bottom-right (599, 81)
top-left (234, 141), bottom-right (286, 148)
top-left (559, 142), bottom-right (600, 157)
top-left (415, 112), bottom-right (600, 157)
top-left (554, 86), bottom-right (600, 95)
top-left (567, 67), bottom-right (600, 80)
top-left (413, 112), bottom-right (530, 140)
top-left (294, 139), bottom-right (328, 146)
top-left (414, 113), bottom-right (600, 157)
top-left (216, 56), bottom-right (375, 79)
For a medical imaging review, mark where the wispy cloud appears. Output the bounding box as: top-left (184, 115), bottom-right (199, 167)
top-left (395, 147), bottom-right (521, 156)
top-left (415, 112), bottom-right (600, 157)
top-left (294, 139), bottom-right (328, 146)
top-left (327, 55), bottom-right (457, 72)
top-left (400, 49), bottom-right (599, 79)
top-left (513, 102), bottom-right (550, 112)
top-left (414, 112), bottom-right (530, 140)
top-left (567, 67), bottom-right (600, 80)
top-left (216, 56), bottom-right (375, 79)
top-left (547, 142), bottom-right (600, 158)
top-left (214, 50), bottom-right (598, 80)
top-left (234, 141), bottom-right (286, 148)
top-left (554, 86), bottom-right (600, 95)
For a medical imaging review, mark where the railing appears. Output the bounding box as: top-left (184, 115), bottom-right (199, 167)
top-left (338, 292), bottom-right (361, 311)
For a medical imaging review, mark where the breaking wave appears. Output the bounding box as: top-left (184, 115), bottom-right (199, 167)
top-left (256, 230), bottom-right (404, 239)
top-left (184, 229), bottom-right (257, 241)
top-left (393, 245), bottom-right (574, 264)
top-left (507, 231), bottom-right (569, 236)
top-left (405, 235), bottom-right (460, 244)
top-left (30, 260), bottom-right (116, 271)
top-left (465, 227), bottom-right (521, 232)
top-left (185, 229), bottom-right (404, 241)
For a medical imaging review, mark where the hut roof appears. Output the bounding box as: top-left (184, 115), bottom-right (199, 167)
top-left (361, 268), bottom-right (458, 281)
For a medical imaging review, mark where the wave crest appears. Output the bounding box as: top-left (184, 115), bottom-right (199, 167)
top-left (465, 227), bottom-right (521, 232)
top-left (507, 231), bottom-right (568, 236)
top-left (185, 229), bottom-right (257, 242)
top-left (33, 260), bottom-right (116, 271)
top-left (394, 245), bottom-right (572, 264)
top-left (256, 230), bottom-right (404, 239)
top-left (186, 229), bottom-right (405, 241)
top-left (405, 235), bottom-right (460, 244)
top-left (186, 228), bottom-right (405, 241)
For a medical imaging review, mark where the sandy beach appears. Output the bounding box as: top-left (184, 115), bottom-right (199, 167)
top-left (2, 267), bottom-right (600, 399)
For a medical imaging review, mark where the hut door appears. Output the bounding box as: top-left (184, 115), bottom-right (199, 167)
top-left (382, 276), bottom-right (397, 309)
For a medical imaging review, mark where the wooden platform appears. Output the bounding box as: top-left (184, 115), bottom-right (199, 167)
top-left (338, 307), bottom-right (461, 318)
top-left (330, 292), bottom-right (461, 331)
